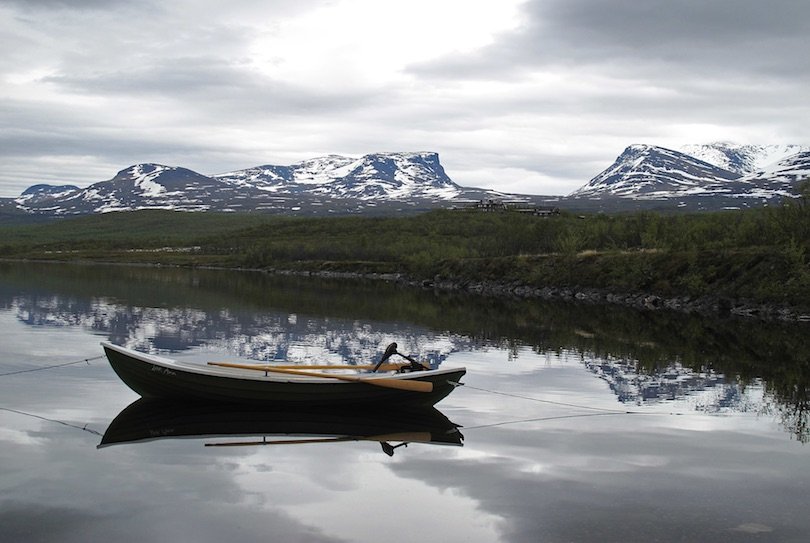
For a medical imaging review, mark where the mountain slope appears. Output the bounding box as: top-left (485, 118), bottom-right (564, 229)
top-left (15, 164), bottom-right (226, 215)
top-left (568, 143), bottom-right (810, 211)
top-left (214, 152), bottom-right (461, 200)
top-left (12, 153), bottom-right (469, 217)
top-left (680, 142), bottom-right (808, 175)
top-left (570, 144), bottom-right (741, 199)
top-left (7, 144), bottom-right (809, 219)
top-left (733, 151), bottom-right (810, 197)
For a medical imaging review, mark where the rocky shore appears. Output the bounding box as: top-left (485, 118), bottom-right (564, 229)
top-left (270, 269), bottom-right (810, 322)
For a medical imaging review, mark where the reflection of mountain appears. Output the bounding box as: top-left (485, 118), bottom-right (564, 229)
top-left (10, 295), bottom-right (462, 366)
top-left (585, 357), bottom-right (758, 413)
top-left (2, 261), bottom-right (808, 440)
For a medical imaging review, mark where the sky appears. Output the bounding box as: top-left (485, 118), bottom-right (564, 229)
top-left (1, 0), bottom-right (809, 198)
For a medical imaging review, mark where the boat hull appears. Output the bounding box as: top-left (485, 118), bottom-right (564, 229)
top-left (99, 397), bottom-right (464, 449)
top-left (102, 342), bottom-right (465, 407)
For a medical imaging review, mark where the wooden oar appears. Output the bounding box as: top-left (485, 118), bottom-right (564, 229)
top-left (207, 363), bottom-right (433, 393)
top-left (208, 362), bottom-right (405, 372)
top-left (204, 432), bottom-right (431, 448)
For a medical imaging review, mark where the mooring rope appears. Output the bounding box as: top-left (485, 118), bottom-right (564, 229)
top-left (459, 383), bottom-right (634, 414)
top-left (0, 406), bottom-right (102, 436)
top-left (462, 411), bottom-right (630, 431)
top-left (0, 355), bottom-right (104, 377)
top-left (453, 381), bottom-right (705, 432)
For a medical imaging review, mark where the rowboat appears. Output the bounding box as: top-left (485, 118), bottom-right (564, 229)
top-left (98, 397), bottom-right (463, 455)
top-left (101, 341), bottom-right (466, 407)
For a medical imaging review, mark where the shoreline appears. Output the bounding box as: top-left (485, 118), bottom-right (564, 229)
top-left (265, 268), bottom-right (810, 322)
top-left (4, 257), bottom-right (810, 322)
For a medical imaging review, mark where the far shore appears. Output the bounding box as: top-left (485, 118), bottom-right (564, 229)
top-left (5, 256), bottom-right (809, 323)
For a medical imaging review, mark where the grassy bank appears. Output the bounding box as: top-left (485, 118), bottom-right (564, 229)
top-left (2, 195), bottom-right (809, 312)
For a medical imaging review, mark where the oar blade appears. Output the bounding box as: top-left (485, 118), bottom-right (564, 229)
top-left (360, 376), bottom-right (433, 393)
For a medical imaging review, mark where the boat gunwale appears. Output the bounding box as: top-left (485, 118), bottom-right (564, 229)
top-left (100, 341), bottom-right (465, 385)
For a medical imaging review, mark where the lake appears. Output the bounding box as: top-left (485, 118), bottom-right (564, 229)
top-left (1, 261), bottom-right (808, 543)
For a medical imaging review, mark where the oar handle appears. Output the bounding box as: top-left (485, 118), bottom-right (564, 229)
top-left (373, 342), bottom-right (400, 372)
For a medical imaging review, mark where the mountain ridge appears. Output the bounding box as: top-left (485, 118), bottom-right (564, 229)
top-left (570, 143), bottom-right (810, 210)
top-left (3, 144), bottom-right (809, 221)
top-left (8, 152), bottom-right (490, 218)
top-left (569, 144), bottom-right (742, 199)
top-left (680, 142), bottom-right (807, 175)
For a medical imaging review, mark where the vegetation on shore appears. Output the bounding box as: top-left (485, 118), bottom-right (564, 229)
top-left (1, 183), bottom-right (809, 312)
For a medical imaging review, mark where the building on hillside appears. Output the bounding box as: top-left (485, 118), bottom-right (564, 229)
top-left (465, 199), bottom-right (560, 217)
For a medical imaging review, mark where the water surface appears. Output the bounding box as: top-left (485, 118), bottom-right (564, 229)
top-left (1, 262), bottom-right (808, 542)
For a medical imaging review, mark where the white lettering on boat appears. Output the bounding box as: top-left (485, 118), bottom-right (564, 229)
top-left (151, 365), bottom-right (177, 376)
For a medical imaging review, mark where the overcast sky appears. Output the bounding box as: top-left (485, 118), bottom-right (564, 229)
top-left (1, 0), bottom-right (808, 197)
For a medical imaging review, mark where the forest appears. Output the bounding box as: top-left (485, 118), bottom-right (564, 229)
top-left (1, 182), bottom-right (809, 311)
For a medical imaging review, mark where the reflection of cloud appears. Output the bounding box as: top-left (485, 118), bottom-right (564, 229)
top-left (0, 501), bottom-right (347, 543)
top-left (279, 461), bottom-right (502, 543)
top-left (0, 422), bottom-right (348, 543)
top-left (0, 426), bottom-right (47, 446)
top-left (390, 421), bottom-right (810, 542)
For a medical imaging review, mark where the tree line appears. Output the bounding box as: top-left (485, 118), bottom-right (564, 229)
top-left (1, 181), bottom-right (808, 307)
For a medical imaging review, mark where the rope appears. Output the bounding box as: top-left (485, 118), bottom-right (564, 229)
top-left (462, 411), bottom-right (631, 431)
top-left (461, 383), bottom-right (634, 414)
top-left (454, 384), bottom-right (700, 431)
top-left (0, 407), bottom-right (102, 436)
top-left (0, 355), bottom-right (105, 377)
top-left (0, 354), bottom-right (107, 437)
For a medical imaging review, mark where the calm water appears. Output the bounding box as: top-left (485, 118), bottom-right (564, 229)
top-left (1, 261), bottom-right (808, 543)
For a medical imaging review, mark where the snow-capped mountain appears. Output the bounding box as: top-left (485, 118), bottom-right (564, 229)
top-left (680, 142), bottom-right (808, 175)
top-left (570, 144), bottom-right (741, 199)
top-left (12, 152), bottom-right (470, 217)
top-left (214, 152), bottom-right (461, 200)
top-left (735, 151), bottom-right (810, 198)
top-left (569, 143), bottom-right (810, 210)
top-left (7, 144), bottom-right (809, 220)
top-left (16, 184), bottom-right (81, 204)
top-left (15, 164), bottom-right (225, 215)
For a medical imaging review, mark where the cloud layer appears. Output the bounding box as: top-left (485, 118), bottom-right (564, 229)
top-left (1, 0), bottom-right (808, 197)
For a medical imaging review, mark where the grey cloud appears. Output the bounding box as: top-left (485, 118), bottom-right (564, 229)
top-left (410, 0), bottom-right (810, 81)
top-left (0, 0), bottom-right (307, 13)
top-left (0, 100), bottom-right (210, 159)
top-left (0, 0), bottom-right (134, 10)
top-left (43, 58), bottom-right (377, 117)
top-left (1, 0), bottom-right (807, 197)
top-left (539, 0), bottom-right (809, 46)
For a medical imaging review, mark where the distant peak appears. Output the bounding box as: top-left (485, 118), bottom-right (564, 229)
top-left (626, 144), bottom-right (652, 151)
top-left (622, 144), bottom-right (674, 156)
top-left (21, 183), bottom-right (79, 196)
top-left (117, 163), bottom-right (176, 177)
top-left (132, 163), bottom-right (176, 171)
top-left (621, 144), bottom-right (670, 156)
top-left (707, 140), bottom-right (737, 147)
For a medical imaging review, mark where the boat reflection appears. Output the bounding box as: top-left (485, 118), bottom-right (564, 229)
top-left (98, 398), bottom-right (464, 456)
